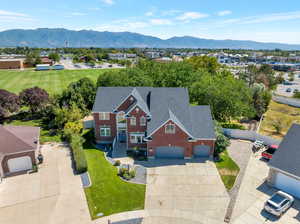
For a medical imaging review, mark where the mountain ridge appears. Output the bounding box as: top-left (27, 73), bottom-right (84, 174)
top-left (0, 28), bottom-right (299, 50)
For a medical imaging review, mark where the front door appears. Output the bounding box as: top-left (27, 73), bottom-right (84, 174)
top-left (118, 130), bottom-right (127, 143)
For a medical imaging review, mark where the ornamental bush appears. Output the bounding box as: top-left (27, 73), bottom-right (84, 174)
top-left (69, 134), bottom-right (87, 174)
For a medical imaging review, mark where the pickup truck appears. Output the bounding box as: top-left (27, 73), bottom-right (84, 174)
top-left (262, 145), bottom-right (279, 160)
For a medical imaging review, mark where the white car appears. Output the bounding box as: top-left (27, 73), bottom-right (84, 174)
top-left (264, 191), bottom-right (294, 217)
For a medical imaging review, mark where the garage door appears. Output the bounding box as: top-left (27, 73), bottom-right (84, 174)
top-left (193, 145), bottom-right (210, 157)
top-left (155, 146), bottom-right (184, 159)
top-left (275, 172), bottom-right (300, 198)
top-left (8, 156), bottom-right (32, 173)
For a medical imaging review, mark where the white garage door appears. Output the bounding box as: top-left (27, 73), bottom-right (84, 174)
top-left (8, 156), bottom-right (32, 173)
top-left (275, 172), bottom-right (300, 198)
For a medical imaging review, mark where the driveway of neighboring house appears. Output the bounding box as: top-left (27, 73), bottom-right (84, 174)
top-left (231, 151), bottom-right (300, 224)
top-left (139, 158), bottom-right (230, 224)
top-left (0, 143), bottom-right (90, 224)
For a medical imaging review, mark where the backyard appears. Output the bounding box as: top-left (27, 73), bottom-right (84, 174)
top-left (259, 100), bottom-right (300, 139)
top-left (0, 69), bottom-right (113, 94)
top-left (215, 150), bottom-right (240, 190)
top-left (83, 143), bottom-right (146, 219)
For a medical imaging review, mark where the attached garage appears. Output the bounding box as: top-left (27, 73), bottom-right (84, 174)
top-left (7, 156), bottom-right (32, 173)
top-left (193, 145), bottom-right (210, 157)
top-left (274, 172), bottom-right (300, 198)
top-left (155, 146), bottom-right (184, 159)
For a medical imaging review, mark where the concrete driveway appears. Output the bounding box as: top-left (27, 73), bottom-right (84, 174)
top-left (141, 159), bottom-right (230, 224)
top-left (231, 152), bottom-right (300, 224)
top-left (0, 143), bottom-right (90, 224)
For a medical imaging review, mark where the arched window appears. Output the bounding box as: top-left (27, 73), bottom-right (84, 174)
top-left (140, 116), bottom-right (146, 126)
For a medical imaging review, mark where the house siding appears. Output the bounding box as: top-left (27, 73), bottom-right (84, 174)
top-left (93, 112), bottom-right (117, 143)
top-left (127, 105), bottom-right (147, 148)
top-left (117, 95), bottom-right (135, 111)
top-left (2, 151), bottom-right (36, 176)
top-left (147, 120), bottom-right (215, 158)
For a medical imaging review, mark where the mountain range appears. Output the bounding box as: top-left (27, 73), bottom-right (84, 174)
top-left (0, 28), bottom-right (300, 50)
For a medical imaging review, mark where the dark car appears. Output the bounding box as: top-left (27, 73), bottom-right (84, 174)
top-left (262, 144), bottom-right (279, 160)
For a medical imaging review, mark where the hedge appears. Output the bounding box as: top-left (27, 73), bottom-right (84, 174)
top-left (70, 134), bottom-right (88, 174)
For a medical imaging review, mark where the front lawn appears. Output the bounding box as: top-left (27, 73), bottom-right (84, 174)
top-left (5, 119), bottom-right (62, 143)
top-left (84, 143), bottom-right (146, 219)
top-left (215, 150), bottom-right (240, 191)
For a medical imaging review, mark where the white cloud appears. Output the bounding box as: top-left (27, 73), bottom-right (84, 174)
top-left (150, 19), bottom-right (172, 25)
top-left (176, 12), bottom-right (209, 21)
top-left (70, 12), bottom-right (86, 16)
top-left (161, 10), bottom-right (181, 16)
top-left (0, 9), bottom-right (33, 22)
top-left (102, 0), bottom-right (114, 5)
top-left (145, 11), bottom-right (154, 17)
top-left (217, 10), bottom-right (232, 16)
top-left (218, 11), bottom-right (300, 26)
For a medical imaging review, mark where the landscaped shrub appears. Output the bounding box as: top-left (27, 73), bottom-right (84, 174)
top-left (114, 160), bottom-right (121, 166)
top-left (221, 122), bottom-right (246, 130)
top-left (118, 167), bottom-right (135, 180)
top-left (70, 134), bottom-right (88, 174)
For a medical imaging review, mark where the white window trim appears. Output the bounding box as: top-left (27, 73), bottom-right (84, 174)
top-left (130, 117), bottom-right (136, 126)
top-left (130, 133), bottom-right (145, 144)
top-left (99, 112), bottom-right (110, 120)
top-left (100, 126), bottom-right (111, 137)
top-left (140, 116), bottom-right (146, 126)
top-left (165, 124), bottom-right (176, 134)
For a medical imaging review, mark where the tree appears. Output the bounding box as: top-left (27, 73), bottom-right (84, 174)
top-left (19, 87), bottom-right (49, 113)
top-left (252, 83), bottom-right (272, 118)
top-left (190, 73), bottom-right (255, 121)
top-left (48, 52), bottom-right (60, 62)
top-left (0, 89), bottom-right (20, 119)
top-left (270, 118), bottom-right (285, 134)
top-left (59, 78), bottom-right (96, 113)
top-left (53, 104), bottom-right (83, 129)
top-left (214, 121), bottom-right (230, 155)
top-left (186, 56), bottom-right (220, 74)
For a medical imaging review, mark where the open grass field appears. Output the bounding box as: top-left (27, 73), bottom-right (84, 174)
top-left (0, 69), bottom-right (112, 94)
top-left (259, 100), bottom-right (300, 139)
top-left (84, 145), bottom-right (145, 219)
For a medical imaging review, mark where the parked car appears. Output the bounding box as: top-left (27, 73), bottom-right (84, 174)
top-left (286, 88), bottom-right (292, 92)
top-left (262, 144), bottom-right (279, 160)
top-left (264, 191), bottom-right (294, 217)
top-left (253, 140), bottom-right (264, 152)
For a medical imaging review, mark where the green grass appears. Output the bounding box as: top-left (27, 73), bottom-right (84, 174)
top-left (215, 150), bottom-right (240, 190)
top-left (84, 143), bottom-right (146, 219)
top-left (0, 69), bottom-right (113, 95)
top-left (6, 119), bottom-right (62, 143)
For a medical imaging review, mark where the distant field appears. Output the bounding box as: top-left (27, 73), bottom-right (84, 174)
top-left (0, 69), bottom-right (113, 94)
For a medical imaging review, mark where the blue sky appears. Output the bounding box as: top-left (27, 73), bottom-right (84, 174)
top-left (1, 0), bottom-right (300, 44)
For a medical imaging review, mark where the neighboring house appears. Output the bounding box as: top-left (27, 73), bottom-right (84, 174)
top-left (0, 59), bottom-right (24, 69)
top-left (0, 125), bottom-right (40, 177)
top-left (92, 87), bottom-right (216, 159)
top-left (268, 124), bottom-right (300, 198)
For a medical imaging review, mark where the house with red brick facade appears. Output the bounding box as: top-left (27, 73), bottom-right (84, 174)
top-left (92, 87), bottom-right (216, 159)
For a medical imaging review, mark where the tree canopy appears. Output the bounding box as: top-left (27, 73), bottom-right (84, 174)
top-left (19, 87), bottom-right (49, 113)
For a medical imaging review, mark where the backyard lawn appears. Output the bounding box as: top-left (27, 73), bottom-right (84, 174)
top-left (5, 119), bottom-right (62, 143)
top-left (84, 144), bottom-right (146, 219)
top-left (259, 100), bottom-right (300, 139)
top-left (215, 150), bottom-right (240, 190)
top-left (0, 69), bottom-right (113, 94)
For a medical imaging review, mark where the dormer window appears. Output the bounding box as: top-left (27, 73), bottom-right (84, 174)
top-left (130, 116), bottom-right (136, 126)
top-left (140, 116), bottom-right (146, 126)
top-left (165, 124), bottom-right (175, 134)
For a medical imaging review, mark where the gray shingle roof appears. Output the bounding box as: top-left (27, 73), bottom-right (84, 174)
top-left (269, 124), bottom-right (300, 177)
top-left (93, 87), bottom-right (215, 139)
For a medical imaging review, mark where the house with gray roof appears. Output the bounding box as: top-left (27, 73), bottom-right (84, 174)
top-left (267, 124), bottom-right (300, 198)
top-left (92, 87), bottom-right (216, 159)
top-left (0, 125), bottom-right (40, 177)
